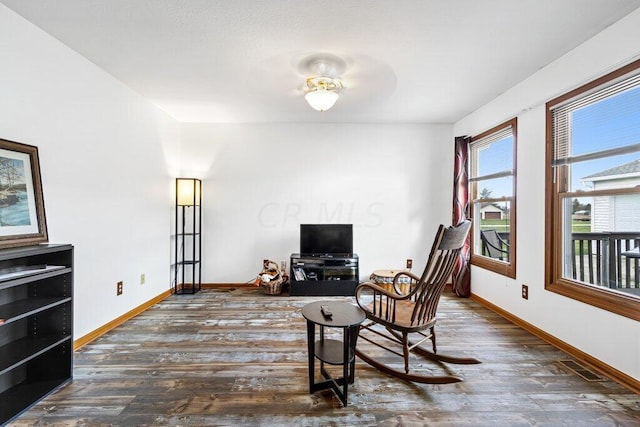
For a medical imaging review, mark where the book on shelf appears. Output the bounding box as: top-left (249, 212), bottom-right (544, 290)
top-left (293, 267), bottom-right (307, 281)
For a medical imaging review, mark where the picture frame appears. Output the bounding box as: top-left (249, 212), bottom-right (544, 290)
top-left (0, 138), bottom-right (48, 249)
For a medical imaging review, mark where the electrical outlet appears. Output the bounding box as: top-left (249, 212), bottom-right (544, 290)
top-left (140, 273), bottom-right (145, 285)
top-left (117, 281), bottom-right (123, 296)
top-left (406, 259), bottom-right (412, 269)
top-left (522, 284), bottom-right (528, 300)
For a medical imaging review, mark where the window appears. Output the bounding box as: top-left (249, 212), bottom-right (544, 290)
top-left (469, 118), bottom-right (517, 278)
top-left (546, 59), bottom-right (640, 321)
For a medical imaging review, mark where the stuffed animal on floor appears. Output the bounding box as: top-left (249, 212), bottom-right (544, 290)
top-left (254, 259), bottom-right (287, 294)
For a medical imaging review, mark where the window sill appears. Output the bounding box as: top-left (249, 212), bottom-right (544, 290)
top-left (546, 278), bottom-right (640, 322)
top-left (470, 255), bottom-right (516, 279)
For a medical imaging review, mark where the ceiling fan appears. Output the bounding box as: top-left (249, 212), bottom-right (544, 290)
top-left (298, 53), bottom-right (347, 111)
top-left (249, 51), bottom-right (397, 113)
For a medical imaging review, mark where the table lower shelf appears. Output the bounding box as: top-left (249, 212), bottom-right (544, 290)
top-left (315, 339), bottom-right (355, 365)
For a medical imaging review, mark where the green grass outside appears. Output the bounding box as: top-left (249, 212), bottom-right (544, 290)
top-left (479, 219), bottom-right (591, 232)
top-left (572, 221), bottom-right (591, 232)
top-left (572, 221), bottom-right (592, 254)
top-left (478, 219), bottom-right (510, 232)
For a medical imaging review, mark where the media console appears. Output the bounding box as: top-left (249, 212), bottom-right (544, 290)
top-left (290, 253), bottom-right (359, 296)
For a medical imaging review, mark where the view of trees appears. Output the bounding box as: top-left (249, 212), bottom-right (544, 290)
top-left (572, 198), bottom-right (591, 214)
top-left (479, 187), bottom-right (492, 199)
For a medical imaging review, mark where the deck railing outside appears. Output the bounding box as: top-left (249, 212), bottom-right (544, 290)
top-left (483, 231), bottom-right (640, 290)
top-left (571, 232), bottom-right (640, 289)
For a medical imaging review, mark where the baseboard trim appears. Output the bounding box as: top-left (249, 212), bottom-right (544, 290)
top-left (471, 293), bottom-right (640, 394)
top-left (73, 289), bottom-right (173, 350)
top-left (202, 282), bottom-right (255, 288)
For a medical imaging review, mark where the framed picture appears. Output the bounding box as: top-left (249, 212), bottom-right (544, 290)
top-left (0, 138), bottom-right (48, 248)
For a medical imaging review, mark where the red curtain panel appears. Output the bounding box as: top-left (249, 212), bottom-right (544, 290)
top-left (452, 136), bottom-right (471, 297)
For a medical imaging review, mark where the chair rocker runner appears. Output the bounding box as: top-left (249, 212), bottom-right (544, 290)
top-left (355, 221), bottom-right (480, 384)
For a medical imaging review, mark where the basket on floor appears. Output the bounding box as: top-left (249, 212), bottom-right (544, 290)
top-left (261, 276), bottom-right (286, 295)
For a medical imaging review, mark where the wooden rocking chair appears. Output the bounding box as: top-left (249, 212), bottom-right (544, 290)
top-left (355, 220), bottom-right (480, 384)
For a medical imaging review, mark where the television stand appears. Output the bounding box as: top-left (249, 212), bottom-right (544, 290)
top-left (289, 253), bottom-right (359, 296)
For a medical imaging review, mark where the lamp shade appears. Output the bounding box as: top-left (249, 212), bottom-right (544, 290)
top-left (305, 89), bottom-right (339, 112)
top-left (176, 178), bottom-right (201, 206)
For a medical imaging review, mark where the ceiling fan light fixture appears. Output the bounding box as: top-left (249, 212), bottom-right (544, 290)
top-left (305, 89), bottom-right (339, 112)
top-left (303, 76), bottom-right (342, 111)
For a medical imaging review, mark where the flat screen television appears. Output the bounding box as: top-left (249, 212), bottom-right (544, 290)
top-left (300, 224), bottom-right (353, 256)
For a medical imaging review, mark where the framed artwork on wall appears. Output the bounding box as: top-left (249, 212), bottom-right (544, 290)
top-left (0, 138), bottom-right (48, 248)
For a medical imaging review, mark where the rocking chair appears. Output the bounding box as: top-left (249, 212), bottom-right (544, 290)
top-left (355, 220), bottom-right (479, 384)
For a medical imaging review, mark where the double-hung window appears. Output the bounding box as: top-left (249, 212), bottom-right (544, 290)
top-left (469, 118), bottom-right (517, 278)
top-left (546, 59), bottom-right (640, 321)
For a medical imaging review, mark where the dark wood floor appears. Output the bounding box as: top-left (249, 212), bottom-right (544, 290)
top-left (10, 287), bottom-right (640, 426)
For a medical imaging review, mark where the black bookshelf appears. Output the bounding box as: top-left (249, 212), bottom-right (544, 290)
top-left (0, 244), bottom-right (73, 425)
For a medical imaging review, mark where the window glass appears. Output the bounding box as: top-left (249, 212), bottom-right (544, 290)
top-left (561, 194), bottom-right (639, 293)
top-left (476, 137), bottom-right (514, 176)
top-left (473, 200), bottom-right (512, 262)
top-left (474, 176), bottom-right (513, 199)
top-left (571, 153), bottom-right (639, 192)
top-left (572, 86), bottom-right (640, 157)
top-left (469, 119), bottom-right (516, 278)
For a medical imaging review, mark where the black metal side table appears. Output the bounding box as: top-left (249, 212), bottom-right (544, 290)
top-left (301, 300), bottom-right (366, 406)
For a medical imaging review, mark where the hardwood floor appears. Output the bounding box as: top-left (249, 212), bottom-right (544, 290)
top-left (10, 287), bottom-right (640, 426)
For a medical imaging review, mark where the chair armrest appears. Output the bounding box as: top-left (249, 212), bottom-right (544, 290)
top-left (496, 234), bottom-right (511, 249)
top-left (391, 271), bottom-right (420, 295)
top-left (483, 238), bottom-right (509, 254)
top-left (356, 281), bottom-right (404, 300)
top-left (393, 270), bottom-right (420, 283)
top-left (356, 281), bottom-right (412, 324)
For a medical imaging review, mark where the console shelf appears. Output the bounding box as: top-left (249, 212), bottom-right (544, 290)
top-left (0, 244), bottom-right (73, 425)
top-left (289, 253), bottom-right (359, 296)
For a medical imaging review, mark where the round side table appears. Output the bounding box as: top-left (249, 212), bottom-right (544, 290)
top-left (301, 300), bottom-right (365, 406)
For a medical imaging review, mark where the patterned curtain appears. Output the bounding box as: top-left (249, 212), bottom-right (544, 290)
top-left (452, 136), bottom-right (471, 297)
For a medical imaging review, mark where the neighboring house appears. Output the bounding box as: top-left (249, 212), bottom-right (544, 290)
top-left (479, 203), bottom-right (506, 220)
top-left (580, 159), bottom-right (640, 232)
top-left (572, 210), bottom-right (591, 221)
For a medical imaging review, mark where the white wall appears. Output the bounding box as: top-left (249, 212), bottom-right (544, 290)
top-left (0, 5), bottom-right (181, 339)
top-left (454, 9), bottom-right (640, 380)
top-left (181, 123), bottom-right (453, 283)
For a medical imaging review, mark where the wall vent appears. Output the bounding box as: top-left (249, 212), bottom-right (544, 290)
top-left (558, 360), bottom-right (605, 382)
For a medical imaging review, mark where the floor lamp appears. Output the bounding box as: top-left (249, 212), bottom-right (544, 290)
top-left (174, 178), bottom-right (202, 294)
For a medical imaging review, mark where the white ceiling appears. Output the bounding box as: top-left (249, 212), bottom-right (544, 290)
top-left (3, 0), bottom-right (640, 124)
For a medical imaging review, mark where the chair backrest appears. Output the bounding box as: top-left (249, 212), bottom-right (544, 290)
top-left (480, 229), bottom-right (505, 260)
top-left (409, 220), bottom-right (471, 327)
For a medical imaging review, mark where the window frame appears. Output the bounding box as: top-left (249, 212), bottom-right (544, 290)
top-left (469, 118), bottom-right (517, 279)
top-left (545, 58), bottom-right (640, 321)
